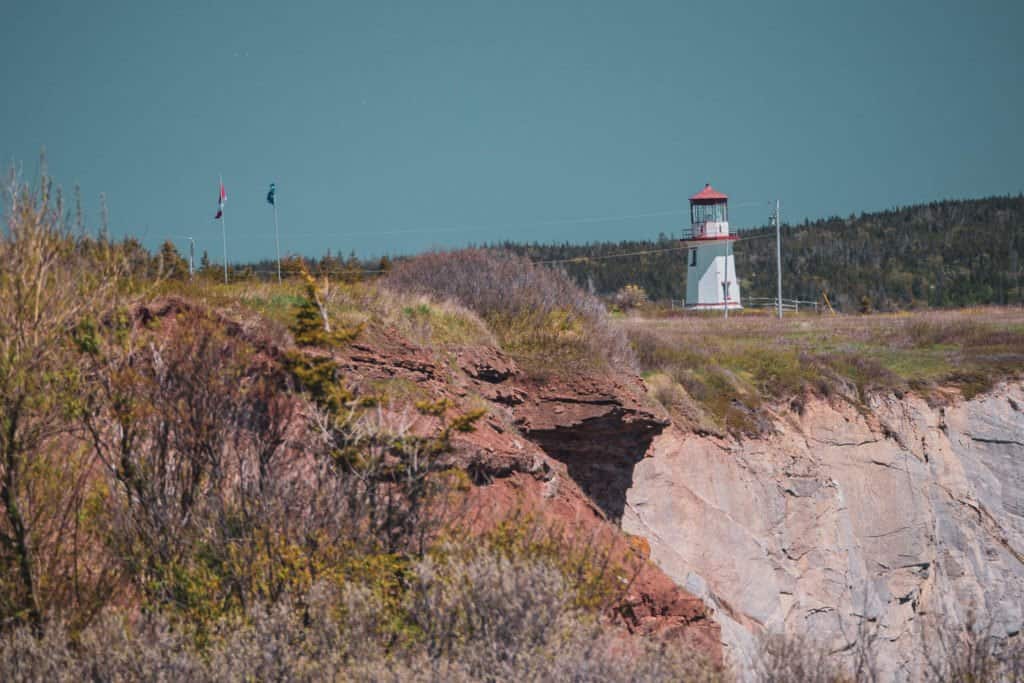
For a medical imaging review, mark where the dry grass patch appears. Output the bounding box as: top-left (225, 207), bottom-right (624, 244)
top-left (624, 307), bottom-right (1024, 434)
top-left (156, 276), bottom-right (497, 352)
top-left (386, 249), bottom-right (635, 376)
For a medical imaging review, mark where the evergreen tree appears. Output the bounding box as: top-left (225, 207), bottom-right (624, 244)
top-left (157, 240), bottom-right (189, 280)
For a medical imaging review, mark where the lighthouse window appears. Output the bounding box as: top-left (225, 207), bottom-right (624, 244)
top-left (691, 203), bottom-right (727, 223)
top-left (689, 248), bottom-right (697, 266)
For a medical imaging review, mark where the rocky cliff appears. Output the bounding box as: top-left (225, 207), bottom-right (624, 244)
top-left (623, 383), bottom-right (1024, 679)
top-left (176, 292), bottom-right (1024, 678)
top-left (330, 325), bottom-right (723, 661)
top-left (139, 297), bottom-right (725, 662)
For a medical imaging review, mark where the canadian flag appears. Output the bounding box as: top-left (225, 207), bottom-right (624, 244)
top-left (214, 182), bottom-right (226, 219)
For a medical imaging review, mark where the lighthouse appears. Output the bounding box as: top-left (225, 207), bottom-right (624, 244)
top-left (682, 183), bottom-right (741, 310)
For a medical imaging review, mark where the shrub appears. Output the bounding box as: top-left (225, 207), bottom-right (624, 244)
top-left (0, 164), bottom-right (127, 629)
top-left (613, 283), bottom-right (649, 310)
top-left (647, 371), bottom-right (688, 410)
top-left (0, 562), bottom-right (720, 683)
top-left (753, 632), bottom-right (851, 683)
top-left (290, 259), bottom-right (362, 347)
top-left (386, 249), bottom-right (634, 373)
top-left (408, 552), bottom-right (580, 676)
top-left (76, 307), bottom-right (483, 631)
top-left (920, 610), bottom-right (1024, 683)
top-left (472, 514), bottom-right (629, 613)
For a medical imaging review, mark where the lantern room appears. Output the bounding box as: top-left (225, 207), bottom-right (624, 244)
top-left (688, 183), bottom-right (731, 240)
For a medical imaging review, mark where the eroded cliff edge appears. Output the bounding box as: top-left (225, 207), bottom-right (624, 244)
top-left (326, 319), bottom-right (723, 661)
top-left (623, 383), bottom-right (1024, 679)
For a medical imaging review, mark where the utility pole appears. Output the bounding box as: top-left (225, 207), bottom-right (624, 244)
top-left (272, 202), bottom-right (280, 282)
top-left (774, 199), bottom-right (783, 319)
top-left (267, 182), bottom-right (282, 283)
top-left (722, 238), bottom-right (732, 319)
top-left (273, 197), bottom-right (282, 283)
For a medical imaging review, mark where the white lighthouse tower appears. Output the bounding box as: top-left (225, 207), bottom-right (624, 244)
top-left (683, 183), bottom-right (741, 310)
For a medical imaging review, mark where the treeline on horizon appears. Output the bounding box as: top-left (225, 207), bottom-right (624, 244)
top-left (493, 195), bottom-right (1024, 312)
top-left (225, 195), bottom-right (1024, 312)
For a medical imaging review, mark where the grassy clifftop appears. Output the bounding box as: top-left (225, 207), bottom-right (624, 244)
top-left (624, 307), bottom-right (1024, 436)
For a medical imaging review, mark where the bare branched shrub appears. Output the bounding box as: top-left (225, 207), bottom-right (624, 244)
top-left (408, 552), bottom-right (579, 676)
top-left (204, 583), bottom-right (386, 681)
top-left (0, 611), bottom-right (202, 682)
top-left (837, 612), bottom-right (883, 683)
top-left (405, 546), bottom-right (720, 682)
top-left (753, 631), bottom-right (847, 683)
top-left (0, 162), bottom-right (126, 629)
top-left (74, 303), bottom-right (479, 624)
top-left (386, 249), bottom-right (634, 372)
top-left (921, 610), bottom-right (1024, 682)
top-left (81, 313), bottom-right (283, 573)
top-left (0, 568), bottom-right (720, 682)
top-left (324, 406), bottom-right (471, 556)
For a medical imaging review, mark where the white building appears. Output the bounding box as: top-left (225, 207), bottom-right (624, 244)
top-left (683, 183), bottom-right (742, 310)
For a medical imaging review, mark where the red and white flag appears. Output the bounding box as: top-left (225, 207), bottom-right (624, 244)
top-left (214, 182), bottom-right (227, 219)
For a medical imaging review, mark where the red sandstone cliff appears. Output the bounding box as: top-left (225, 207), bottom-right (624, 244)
top-left (336, 329), bottom-right (722, 660)
top-left (137, 297), bottom-right (723, 663)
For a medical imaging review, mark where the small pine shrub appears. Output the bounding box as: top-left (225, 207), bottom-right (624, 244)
top-left (290, 260), bottom-right (362, 348)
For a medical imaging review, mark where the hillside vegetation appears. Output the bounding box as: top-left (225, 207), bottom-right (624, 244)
top-left (501, 195), bottom-right (1024, 311)
top-left (0, 170), bottom-right (719, 680)
top-left (386, 249), bottom-right (634, 375)
top-left (4, 165), bottom-right (1022, 680)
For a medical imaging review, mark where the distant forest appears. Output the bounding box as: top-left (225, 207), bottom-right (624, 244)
top-left (493, 195), bottom-right (1024, 312)
top-left (236, 196), bottom-right (1024, 312)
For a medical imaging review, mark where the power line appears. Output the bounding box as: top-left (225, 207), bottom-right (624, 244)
top-left (232, 268), bottom-right (387, 275)
top-left (166, 199), bottom-right (784, 272)
top-left (773, 199), bottom-right (783, 319)
top-left (173, 227), bottom-right (779, 272)
top-left (283, 201), bottom-right (775, 240)
top-left (536, 244), bottom-right (690, 264)
top-left (281, 208), bottom-right (693, 240)
top-left (532, 230), bottom-right (777, 266)
top-left (225, 232), bottom-right (777, 275)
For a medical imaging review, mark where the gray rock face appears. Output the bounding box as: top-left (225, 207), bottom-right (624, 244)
top-left (623, 383), bottom-right (1024, 680)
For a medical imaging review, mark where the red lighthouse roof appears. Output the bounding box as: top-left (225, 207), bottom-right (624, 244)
top-left (689, 183), bottom-right (728, 202)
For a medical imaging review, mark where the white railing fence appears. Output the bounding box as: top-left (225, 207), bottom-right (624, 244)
top-left (742, 297), bottom-right (820, 313)
top-left (666, 297), bottom-right (821, 313)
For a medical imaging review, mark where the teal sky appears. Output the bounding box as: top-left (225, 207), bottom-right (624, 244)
top-left (2, 1), bottom-right (1021, 263)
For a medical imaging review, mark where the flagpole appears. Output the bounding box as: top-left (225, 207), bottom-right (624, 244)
top-left (273, 201), bottom-right (282, 284)
top-left (220, 174), bottom-right (228, 284)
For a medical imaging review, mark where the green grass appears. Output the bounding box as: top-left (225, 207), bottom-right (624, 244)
top-left (622, 307), bottom-right (1024, 435)
top-left (363, 377), bottom-right (432, 406)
